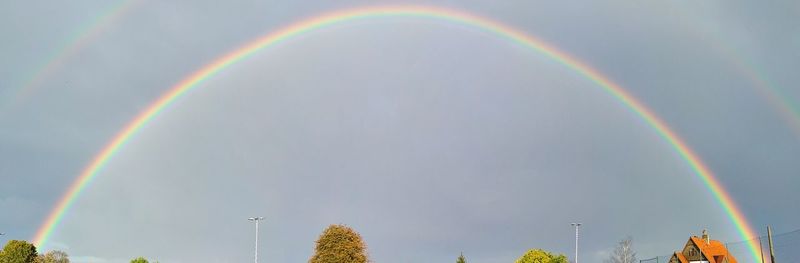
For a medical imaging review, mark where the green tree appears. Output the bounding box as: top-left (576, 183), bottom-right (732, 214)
top-left (34, 250), bottom-right (69, 263)
top-left (129, 257), bottom-right (148, 263)
top-left (515, 249), bottom-right (568, 263)
top-left (0, 240), bottom-right (38, 263)
top-left (309, 224), bottom-right (369, 263)
top-left (456, 252), bottom-right (466, 263)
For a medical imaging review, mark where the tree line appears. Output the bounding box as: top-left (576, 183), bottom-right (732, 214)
top-left (0, 225), bottom-right (636, 263)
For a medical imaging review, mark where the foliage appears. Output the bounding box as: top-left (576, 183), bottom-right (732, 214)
top-left (456, 252), bottom-right (466, 263)
top-left (0, 240), bottom-right (38, 263)
top-left (130, 257), bottom-right (148, 263)
top-left (34, 250), bottom-right (69, 263)
top-left (515, 248), bottom-right (569, 263)
top-left (605, 237), bottom-right (637, 263)
top-left (309, 224), bottom-right (369, 263)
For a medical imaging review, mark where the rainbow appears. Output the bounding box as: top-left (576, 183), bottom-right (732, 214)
top-left (664, 1), bottom-right (800, 140)
top-left (708, 37), bottom-right (800, 139)
top-left (32, 5), bottom-right (762, 262)
top-left (729, 56), bottom-right (800, 137)
top-left (3, 0), bottom-right (139, 113)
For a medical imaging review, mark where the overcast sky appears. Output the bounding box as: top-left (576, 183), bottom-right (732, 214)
top-left (1, 1), bottom-right (799, 262)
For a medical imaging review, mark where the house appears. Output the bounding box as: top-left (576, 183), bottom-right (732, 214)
top-left (668, 230), bottom-right (738, 263)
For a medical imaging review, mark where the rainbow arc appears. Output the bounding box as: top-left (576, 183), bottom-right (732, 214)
top-left (32, 5), bottom-right (761, 262)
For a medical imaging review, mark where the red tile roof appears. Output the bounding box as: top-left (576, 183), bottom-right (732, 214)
top-left (688, 236), bottom-right (738, 263)
top-left (674, 251), bottom-right (689, 263)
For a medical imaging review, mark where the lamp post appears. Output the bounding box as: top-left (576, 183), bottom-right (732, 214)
top-left (248, 217), bottom-right (265, 263)
top-left (571, 223), bottom-right (582, 263)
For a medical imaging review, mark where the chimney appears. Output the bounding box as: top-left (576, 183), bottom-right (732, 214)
top-left (702, 229), bottom-right (710, 244)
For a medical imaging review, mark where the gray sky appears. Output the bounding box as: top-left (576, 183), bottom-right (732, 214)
top-left (1, 0), bottom-right (799, 262)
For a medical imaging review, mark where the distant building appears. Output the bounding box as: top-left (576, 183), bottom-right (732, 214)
top-left (668, 230), bottom-right (738, 263)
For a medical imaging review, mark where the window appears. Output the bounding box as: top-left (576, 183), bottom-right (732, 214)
top-left (686, 247), bottom-right (699, 257)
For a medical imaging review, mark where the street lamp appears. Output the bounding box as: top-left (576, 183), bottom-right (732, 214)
top-left (248, 217), bottom-right (265, 263)
top-left (571, 223), bottom-right (582, 263)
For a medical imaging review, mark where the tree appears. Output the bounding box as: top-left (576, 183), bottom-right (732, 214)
top-left (34, 250), bottom-right (69, 263)
top-left (605, 237), bottom-right (637, 263)
top-left (515, 249), bottom-right (569, 263)
top-left (456, 252), bottom-right (466, 263)
top-left (0, 240), bottom-right (38, 263)
top-left (309, 224), bottom-right (369, 263)
top-left (130, 257), bottom-right (148, 263)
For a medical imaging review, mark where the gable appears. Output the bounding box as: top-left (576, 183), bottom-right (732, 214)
top-left (682, 240), bottom-right (706, 262)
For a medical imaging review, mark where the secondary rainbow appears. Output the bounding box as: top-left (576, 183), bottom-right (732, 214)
top-left (3, 0), bottom-right (140, 113)
top-left (32, 5), bottom-right (762, 262)
top-left (715, 44), bottom-right (800, 139)
top-left (665, 1), bottom-right (800, 140)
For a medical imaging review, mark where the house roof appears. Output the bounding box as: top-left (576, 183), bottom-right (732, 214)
top-left (674, 251), bottom-right (688, 263)
top-left (688, 236), bottom-right (738, 263)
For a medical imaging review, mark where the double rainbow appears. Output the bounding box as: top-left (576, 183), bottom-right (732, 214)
top-left (32, 5), bottom-right (761, 262)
